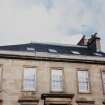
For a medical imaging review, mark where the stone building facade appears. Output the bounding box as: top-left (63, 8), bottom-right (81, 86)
top-left (0, 33), bottom-right (104, 105)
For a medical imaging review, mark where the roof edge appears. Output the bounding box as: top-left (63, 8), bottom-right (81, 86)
top-left (0, 50), bottom-right (105, 64)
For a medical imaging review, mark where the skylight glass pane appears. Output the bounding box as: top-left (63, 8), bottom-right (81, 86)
top-left (71, 51), bottom-right (80, 54)
top-left (48, 49), bottom-right (57, 53)
top-left (26, 47), bottom-right (35, 51)
top-left (93, 52), bottom-right (103, 56)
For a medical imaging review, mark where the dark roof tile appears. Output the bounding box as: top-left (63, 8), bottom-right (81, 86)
top-left (0, 43), bottom-right (105, 57)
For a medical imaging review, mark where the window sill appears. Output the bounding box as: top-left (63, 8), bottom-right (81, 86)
top-left (78, 91), bottom-right (91, 94)
top-left (21, 90), bottom-right (36, 92)
top-left (20, 91), bottom-right (37, 98)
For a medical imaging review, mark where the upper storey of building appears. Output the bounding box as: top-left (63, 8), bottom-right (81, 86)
top-left (0, 33), bottom-right (104, 57)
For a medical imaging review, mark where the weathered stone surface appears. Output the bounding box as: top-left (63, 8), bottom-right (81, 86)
top-left (0, 58), bottom-right (104, 105)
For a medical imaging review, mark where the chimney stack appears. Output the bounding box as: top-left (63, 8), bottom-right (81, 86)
top-left (87, 33), bottom-right (101, 52)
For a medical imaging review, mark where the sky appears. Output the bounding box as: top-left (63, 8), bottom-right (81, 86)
top-left (0, 0), bottom-right (105, 51)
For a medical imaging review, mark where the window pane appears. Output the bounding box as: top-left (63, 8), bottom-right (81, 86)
top-left (78, 70), bottom-right (90, 92)
top-left (102, 72), bottom-right (105, 92)
top-left (78, 71), bottom-right (88, 82)
top-left (23, 67), bottom-right (36, 91)
top-left (24, 68), bottom-right (36, 80)
top-left (23, 80), bottom-right (35, 91)
top-left (0, 67), bottom-right (2, 78)
top-left (79, 82), bottom-right (89, 92)
top-left (102, 72), bottom-right (105, 80)
top-left (51, 69), bottom-right (63, 91)
top-left (0, 66), bottom-right (2, 88)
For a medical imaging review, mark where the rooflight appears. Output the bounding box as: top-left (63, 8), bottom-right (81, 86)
top-left (48, 49), bottom-right (57, 53)
top-left (71, 51), bottom-right (80, 55)
top-left (26, 47), bottom-right (35, 51)
top-left (93, 52), bottom-right (103, 56)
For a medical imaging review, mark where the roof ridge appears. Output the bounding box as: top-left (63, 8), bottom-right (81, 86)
top-left (0, 43), bottom-right (31, 47)
top-left (0, 42), bottom-right (87, 48)
top-left (29, 42), bottom-right (87, 48)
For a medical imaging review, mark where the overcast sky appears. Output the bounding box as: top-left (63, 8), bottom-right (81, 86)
top-left (0, 0), bottom-right (105, 51)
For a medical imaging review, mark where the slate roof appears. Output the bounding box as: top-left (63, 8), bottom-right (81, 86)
top-left (0, 42), bottom-right (105, 57)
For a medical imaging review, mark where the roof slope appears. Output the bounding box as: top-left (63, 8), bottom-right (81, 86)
top-left (0, 42), bottom-right (105, 57)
